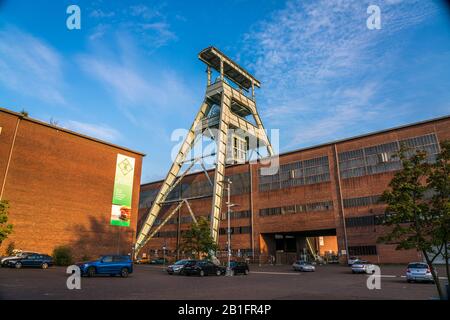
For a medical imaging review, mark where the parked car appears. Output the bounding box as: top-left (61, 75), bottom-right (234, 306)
top-left (135, 257), bottom-right (150, 264)
top-left (5, 253), bottom-right (53, 269)
top-left (76, 255), bottom-right (133, 278)
top-left (347, 256), bottom-right (360, 266)
top-left (1, 251), bottom-right (39, 267)
top-left (166, 259), bottom-right (195, 275)
top-left (229, 261), bottom-right (250, 275)
top-left (149, 258), bottom-right (168, 265)
top-left (351, 260), bottom-right (377, 274)
top-left (406, 262), bottom-right (435, 283)
top-left (292, 260), bottom-right (316, 272)
top-left (182, 260), bottom-right (226, 276)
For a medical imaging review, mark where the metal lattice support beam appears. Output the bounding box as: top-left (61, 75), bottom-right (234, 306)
top-left (135, 101), bottom-right (209, 254)
top-left (210, 90), bottom-right (231, 243)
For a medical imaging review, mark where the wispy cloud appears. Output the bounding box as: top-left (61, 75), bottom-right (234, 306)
top-left (77, 33), bottom-right (194, 125)
top-left (65, 120), bottom-right (122, 142)
top-left (241, 0), bottom-right (438, 148)
top-left (0, 26), bottom-right (66, 105)
top-left (88, 2), bottom-right (177, 48)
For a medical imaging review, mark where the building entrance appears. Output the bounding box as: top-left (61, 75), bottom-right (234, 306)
top-left (261, 229), bottom-right (339, 264)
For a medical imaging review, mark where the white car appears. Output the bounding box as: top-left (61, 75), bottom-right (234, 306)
top-left (406, 262), bottom-right (435, 283)
top-left (351, 260), bottom-right (377, 274)
top-left (347, 256), bottom-right (360, 266)
top-left (292, 260), bottom-right (316, 272)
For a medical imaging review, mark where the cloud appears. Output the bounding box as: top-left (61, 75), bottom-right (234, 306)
top-left (241, 0), bottom-right (438, 149)
top-left (76, 33), bottom-right (194, 125)
top-left (65, 120), bottom-right (122, 142)
top-left (87, 2), bottom-right (177, 48)
top-left (0, 26), bottom-right (66, 105)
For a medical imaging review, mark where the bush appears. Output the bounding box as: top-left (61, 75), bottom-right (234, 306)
top-left (81, 255), bottom-right (90, 262)
top-left (52, 246), bottom-right (73, 266)
top-left (6, 242), bottom-right (15, 256)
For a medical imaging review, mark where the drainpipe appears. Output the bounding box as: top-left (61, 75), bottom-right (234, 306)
top-left (333, 144), bottom-right (349, 263)
top-left (0, 116), bottom-right (21, 200)
top-left (249, 162), bottom-right (255, 259)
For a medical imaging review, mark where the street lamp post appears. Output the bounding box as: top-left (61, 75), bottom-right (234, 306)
top-left (225, 178), bottom-right (235, 277)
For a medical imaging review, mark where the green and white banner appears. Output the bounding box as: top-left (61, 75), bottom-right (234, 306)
top-left (110, 154), bottom-right (135, 227)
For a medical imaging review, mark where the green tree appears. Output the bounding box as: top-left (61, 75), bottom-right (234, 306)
top-left (378, 145), bottom-right (444, 299)
top-left (428, 141), bottom-right (450, 285)
top-left (180, 217), bottom-right (218, 259)
top-left (0, 200), bottom-right (13, 246)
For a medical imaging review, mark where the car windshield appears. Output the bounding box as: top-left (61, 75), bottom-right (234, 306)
top-left (355, 260), bottom-right (368, 264)
top-left (174, 260), bottom-right (188, 265)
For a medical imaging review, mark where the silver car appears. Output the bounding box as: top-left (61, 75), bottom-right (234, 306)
top-left (292, 260), bottom-right (315, 272)
top-left (351, 260), bottom-right (377, 274)
top-left (406, 262), bottom-right (435, 283)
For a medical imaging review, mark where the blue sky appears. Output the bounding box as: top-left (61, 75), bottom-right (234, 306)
top-left (0, 0), bottom-right (449, 183)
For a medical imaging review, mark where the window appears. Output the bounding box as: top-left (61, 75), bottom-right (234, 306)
top-left (339, 133), bottom-right (439, 179)
top-left (346, 215), bottom-right (384, 227)
top-left (259, 156), bottom-right (330, 191)
top-left (102, 256), bottom-right (113, 263)
top-left (343, 195), bottom-right (382, 208)
top-left (348, 245), bottom-right (378, 256)
top-left (259, 200), bottom-right (333, 217)
top-left (232, 135), bottom-right (247, 163)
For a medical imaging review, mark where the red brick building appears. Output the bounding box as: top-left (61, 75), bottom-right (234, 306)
top-left (0, 107), bottom-right (144, 260)
top-left (138, 115), bottom-right (450, 264)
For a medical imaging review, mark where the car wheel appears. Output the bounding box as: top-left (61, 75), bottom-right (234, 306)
top-left (41, 262), bottom-right (49, 269)
top-left (87, 267), bottom-right (96, 277)
top-left (352, 270), bottom-right (355, 274)
top-left (199, 270), bottom-right (205, 277)
top-left (407, 279), bottom-right (412, 283)
top-left (120, 268), bottom-right (129, 278)
top-left (244, 269), bottom-right (249, 275)
top-left (15, 262), bottom-right (22, 269)
top-left (216, 269), bottom-right (221, 276)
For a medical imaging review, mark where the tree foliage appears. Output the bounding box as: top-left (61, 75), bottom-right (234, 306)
top-left (378, 142), bottom-right (450, 299)
top-left (0, 200), bottom-right (13, 246)
top-left (180, 217), bottom-right (218, 259)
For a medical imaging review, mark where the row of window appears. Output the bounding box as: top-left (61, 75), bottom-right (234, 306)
top-left (348, 245), bottom-right (378, 256)
top-left (343, 195), bottom-right (382, 208)
top-left (220, 210), bottom-right (251, 220)
top-left (139, 172), bottom-right (250, 209)
top-left (345, 215), bottom-right (384, 228)
top-left (219, 226), bottom-right (252, 235)
top-left (141, 133), bottom-right (439, 207)
top-left (259, 200), bottom-right (333, 217)
top-left (339, 133), bottom-right (439, 179)
top-left (259, 156), bottom-right (331, 192)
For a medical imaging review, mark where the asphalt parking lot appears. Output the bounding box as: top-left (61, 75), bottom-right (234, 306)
top-left (0, 264), bottom-right (445, 300)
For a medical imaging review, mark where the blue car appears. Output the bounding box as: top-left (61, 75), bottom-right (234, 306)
top-left (77, 255), bottom-right (133, 277)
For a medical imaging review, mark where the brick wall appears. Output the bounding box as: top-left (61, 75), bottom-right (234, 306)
top-left (0, 109), bottom-right (143, 260)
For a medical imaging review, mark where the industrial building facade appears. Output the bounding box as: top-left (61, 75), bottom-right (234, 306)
top-left (138, 115), bottom-right (450, 264)
top-left (0, 107), bottom-right (144, 260)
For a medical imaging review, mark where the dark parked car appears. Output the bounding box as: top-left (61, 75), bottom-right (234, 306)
top-left (229, 261), bottom-right (250, 275)
top-left (1, 251), bottom-right (39, 267)
top-left (182, 260), bottom-right (226, 276)
top-left (5, 253), bottom-right (53, 269)
top-left (150, 258), bottom-right (168, 265)
top-left (76, 255), bottom-right (133, 277)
